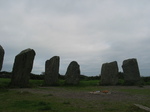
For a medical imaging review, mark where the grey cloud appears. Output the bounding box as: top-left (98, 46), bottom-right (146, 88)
top-left (0, 0), bottom-right (150, 76)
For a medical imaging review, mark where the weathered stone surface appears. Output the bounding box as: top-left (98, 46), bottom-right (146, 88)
top-left (44, 56), bottom-right (60, 86)
top-left (100, 61), bottom-right (119, 85)
top-left (122, 58), bottom-right (141, 84)
top-left (65, 61), bottom-right (80, 85)
top-left (11, 48), bottom-right (36, 87)
top-left (0, 45), bottom-right (5, 71)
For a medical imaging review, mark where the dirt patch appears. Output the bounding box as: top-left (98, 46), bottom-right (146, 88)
top-left (12, 86), bottom-right (150, 102)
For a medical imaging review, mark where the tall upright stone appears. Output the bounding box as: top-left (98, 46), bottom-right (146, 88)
top-left (65, 61), bottom-right (80, 85)
top-left (11, 48), bottom-right (36, 87)
top-left (122, 58), bottom-right (141, 84)
top-left (0, 45), bottom-right (5, 71)
top-left (44, 56), bottom-right (60, 86)
top-left (100, 61), bottom-right (119, 85)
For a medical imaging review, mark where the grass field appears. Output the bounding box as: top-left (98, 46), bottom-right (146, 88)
top-left (0, 78), bottom-right (150, 112)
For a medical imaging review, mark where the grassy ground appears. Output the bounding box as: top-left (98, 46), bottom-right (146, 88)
top-left (0, 78), bottom-right (150, 112)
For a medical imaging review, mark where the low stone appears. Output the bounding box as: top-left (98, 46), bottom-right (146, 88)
top-left (122, 58), bottom-right (141, 84)
top-left (0, 45), bottom-right (5, 71)
top-left (100, 61), bottom-right (119, 85)
top-left (44, 56), bottom-right (60, 86)
top-left (10, 48), bottom-right (36, 87)
top-left (134, 104), bottom-right (150, 112)
top-left (65, 61), bottom-right (80, 85)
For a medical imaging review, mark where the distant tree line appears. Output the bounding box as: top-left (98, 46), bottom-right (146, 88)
top-left (0, 71), bottom-right (150, 84)
top-left (0, 71), bottom-right (12, 78)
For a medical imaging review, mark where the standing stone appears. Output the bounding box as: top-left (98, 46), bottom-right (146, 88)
top-left (44, 56), bottom-right (60, 86)
top-left (122, 58), bottom-right (141, 84)
top-left (100, 61), bottom-right (119, 85)
top-left (0, 45), bottom-right (5, 71)
top-left (65, 61), bottom-right (80, 85)
top-left (11, 48), bottom-right (36, 87)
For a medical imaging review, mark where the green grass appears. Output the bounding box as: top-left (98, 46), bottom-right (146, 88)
top-left (0, 90), bottom-right (140, 112)
top-left (29, 79), bottom-right (44, 87)
top-left (79, 80), bottom-right (99, 86)
top-left (0, 91), bottom-right (126, 112)
top-left (0, 78), bottom-right (10, 88)
top-left (0, 78), bottom-right (150, 112)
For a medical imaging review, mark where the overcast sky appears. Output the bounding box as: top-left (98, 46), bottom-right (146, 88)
top-left (0, 0), bottom-right (150, 76)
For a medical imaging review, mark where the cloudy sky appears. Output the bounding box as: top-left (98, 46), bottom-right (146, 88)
top-left (0, 0), bottom-right (150, 76)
